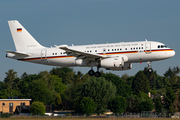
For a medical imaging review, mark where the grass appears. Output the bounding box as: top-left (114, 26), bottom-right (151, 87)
top-left (0, 118), bottom-right (175, 120)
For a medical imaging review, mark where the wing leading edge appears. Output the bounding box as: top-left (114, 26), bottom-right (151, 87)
top-left (59, 46), bottom-right (106, 60)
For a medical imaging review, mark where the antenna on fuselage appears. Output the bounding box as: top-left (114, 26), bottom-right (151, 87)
top-left (145, 39), bottom-right (147, 42)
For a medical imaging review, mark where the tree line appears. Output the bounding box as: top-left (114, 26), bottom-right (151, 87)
top-left (0, 66), bottom-right (180, 114)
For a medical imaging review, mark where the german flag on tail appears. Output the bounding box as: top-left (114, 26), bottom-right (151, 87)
top-left (17, 28), bottom-right (22, 32)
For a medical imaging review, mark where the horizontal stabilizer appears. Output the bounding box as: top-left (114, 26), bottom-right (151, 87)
top-left (5, 50), bottom-right (30, 57)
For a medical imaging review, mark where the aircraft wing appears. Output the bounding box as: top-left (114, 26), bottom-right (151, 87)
top-left (59, 46), bottom-right (106, 60)
top-left (5, 50), bottom-right (30, 57)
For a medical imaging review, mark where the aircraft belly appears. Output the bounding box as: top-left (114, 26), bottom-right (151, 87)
top-left (48, 58), bottom-right (76, 67)
top-left (127, 52), bottom-right (168, 63)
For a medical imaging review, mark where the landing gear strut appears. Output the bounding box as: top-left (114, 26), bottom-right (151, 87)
top-left (94, 66), bottom-right (101, 77)
top-left (147, 62), bottom-right (152, 72)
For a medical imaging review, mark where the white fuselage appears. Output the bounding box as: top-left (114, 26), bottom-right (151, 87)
top-left (7, 41), bottom-right (175, 70)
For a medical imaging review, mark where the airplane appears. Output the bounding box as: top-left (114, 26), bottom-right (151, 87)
top-left (6, 20), bottom-right (175, 77)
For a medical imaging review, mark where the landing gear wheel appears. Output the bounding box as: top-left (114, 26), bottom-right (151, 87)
top-left (95, 71), bottom-right (101, 77)
top-left (88, 70), bottom-right (95, 76)
top-left (148, 68), bottom-right (153, 72)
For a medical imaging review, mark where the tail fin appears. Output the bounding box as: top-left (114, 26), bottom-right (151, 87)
top-left (8, 20), bottom-right (44, 51)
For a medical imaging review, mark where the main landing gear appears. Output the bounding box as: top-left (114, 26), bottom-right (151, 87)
top-left (147, 62), bottom-right (153, 72)
top-left (88, 66), bottom-right (101, 77)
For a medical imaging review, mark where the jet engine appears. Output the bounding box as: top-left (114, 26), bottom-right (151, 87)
top-left (100, 57), bottom-right (124, 68)
top-left (106, 63), bottom-right (132, 71)
top-left (99, 56), bottom-right (128, 68)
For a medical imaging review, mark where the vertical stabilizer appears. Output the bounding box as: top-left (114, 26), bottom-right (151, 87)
top-left (8, 20), bottom-right (44, 51)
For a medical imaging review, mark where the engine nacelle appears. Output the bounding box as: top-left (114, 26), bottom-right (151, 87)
top-left (100, 57), bottom-right (124, 68)
top-left (106, 63), bottom-right (132, 71)
top-left (74, 59), bottom-right (87, 66)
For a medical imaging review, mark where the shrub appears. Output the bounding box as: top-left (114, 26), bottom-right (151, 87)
top-left (30, 101), bottom-right (45, 115)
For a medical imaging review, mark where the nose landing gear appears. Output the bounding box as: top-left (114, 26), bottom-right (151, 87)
top-left (147, 62), bottom-right (153, 72)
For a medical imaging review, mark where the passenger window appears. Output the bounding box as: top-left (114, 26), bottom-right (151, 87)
top-left (52, 53), bottom-right (54, 55)
top-left (55, 53), bottom-right (57, 55)
top-left (120, 48), bottom-right (122, 50)
top-left (131, 48), bottom-right (132, 50)
top-left (95, 50), bottom-right (97, 52)
top-left (112, 49), bottom-right (113, 51)
top-left (108, 49), bottom-right (110, 51)
top-left (125, 48), bottom-right (127, 50)
top-left (115, 49), bottom-right (116, 51)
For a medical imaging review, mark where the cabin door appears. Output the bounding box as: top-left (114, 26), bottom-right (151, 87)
top-left (41, 49), bottom-right (47, 61)
top-left (145, 42), bottom-right (151, 54)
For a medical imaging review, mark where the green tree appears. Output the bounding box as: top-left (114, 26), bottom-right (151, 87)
top-left (3, 69), bottom-right (17, 89)
top-left (108, 96), bottom-right (127, 114)
top-left (50, 67), bottom-right (73, 83)
top-left (27, 79), bottom-right (56, 105)
top-left (30, 101), bottom-right (45, 115)
top-left (18, 74), bottom-right (38, 98)
top-left (164, 67), bottom-right (180, 86)
top-left (0, 89), bottom-right (20, 99)
top-left (143, 67), bottom-right (158, 90)
top-left (153, 96), bottom-right (163, 113)
top-left (164, 87), bottom-right (176, 113)
top-left (132, 71), bottom-right (150, 95)
top-left (0, 81), bottom-right (4, 91)
top-left (138, 99), bottom-right (154, 111)
top-left (126, 94), bottom-right (141, 113)
top-left (137, 92), bottom-right (154, 112)
top-left (54, 94), bottom-right (62, 110)
top-left (79, 97), bottom-right (96, 115)
top-left (81, 77), bottom-right (116, 113)
top-left (49, 75), bottom-right (67, 94)
top-left (102, 73), bottom-right (132, 97)
top-left (62, 82), bottom-right (83, 110)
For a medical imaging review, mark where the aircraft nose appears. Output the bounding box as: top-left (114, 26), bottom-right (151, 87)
top-left (172, 50), bottom-right (175, 56)
top-left (169, 49), bottom-right (175, 57)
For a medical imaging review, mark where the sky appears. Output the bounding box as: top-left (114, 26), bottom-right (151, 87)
top-left (0, 0), bottom-right (180, 81)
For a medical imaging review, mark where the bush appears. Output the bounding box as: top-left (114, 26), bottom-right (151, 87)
top-left (30, 101), bottom-right (45, 115)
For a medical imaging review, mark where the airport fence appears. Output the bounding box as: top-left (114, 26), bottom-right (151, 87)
top-left (6, 112), bottom-right (176, 118)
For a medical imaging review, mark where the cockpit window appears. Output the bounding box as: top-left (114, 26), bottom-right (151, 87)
top-left (158, 45), bottom-right (167, 48)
